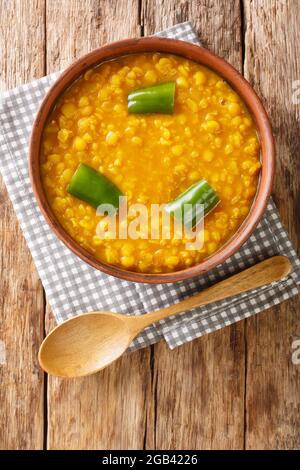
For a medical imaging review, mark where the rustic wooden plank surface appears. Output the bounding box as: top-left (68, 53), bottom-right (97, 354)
top-left (244, 0), bottom-right (300, 450)
top-left (0, 0), bottom-right (45, 450)
top-left (0, 0), bottom-right (299, 450)
top-left (142, 0), bottom-right (246, 450)
top-left (45, 0), bottom-right (152, 450)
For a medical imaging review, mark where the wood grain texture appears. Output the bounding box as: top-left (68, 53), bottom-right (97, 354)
top-left (46, 0), bottom-right (141, 72)
top-left (47, 326), bottom-right (151, 449)
top-left (45, 0), bottom-right (151, 450)
top-left (142, 0), bottom-right (246, 450)
top-left (138, 256), bottom-right (291, 327)
top-left (147, 328), bottom-right (245, 449)
top-left (39, 256), bottom-right (290, 378)
top-left (142, 0), bottom-right (243, 63)
top-left (1, 0), bottom-right (299, 450)
top-left (244, 0), bottom-right (300, 449)
top-left (0, 0), bottom-right (45, 450)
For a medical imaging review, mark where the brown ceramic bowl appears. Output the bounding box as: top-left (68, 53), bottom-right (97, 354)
top-left (29, 37), bottom-right (275, 284)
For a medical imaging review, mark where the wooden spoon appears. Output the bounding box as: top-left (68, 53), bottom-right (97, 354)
top-left (39, 256), bottom-right (291, 378)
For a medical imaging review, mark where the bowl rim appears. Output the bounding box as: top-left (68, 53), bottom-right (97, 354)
top-left (29, 36), bottom-right (275, 284)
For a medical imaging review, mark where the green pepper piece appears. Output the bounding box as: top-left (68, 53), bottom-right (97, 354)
top-left (67, 163), bottom-right (123, 209)
top-left (128, 81), bottom-right (176, 114)
top-left (165, 179), bottom-right (220, 228)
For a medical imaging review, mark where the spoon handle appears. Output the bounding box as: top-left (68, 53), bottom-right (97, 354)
top-left (131, 256), bottom-right (291, 331)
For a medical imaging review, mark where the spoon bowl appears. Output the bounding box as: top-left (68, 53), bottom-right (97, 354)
top-left (39, 313), bottom-right (133, 377)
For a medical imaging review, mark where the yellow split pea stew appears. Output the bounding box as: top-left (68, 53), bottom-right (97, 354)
top-left (41, 53), bottom-right (261, 273)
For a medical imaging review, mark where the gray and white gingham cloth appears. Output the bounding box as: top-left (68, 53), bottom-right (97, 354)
top-left (0, 22), bottom-right (299, 350)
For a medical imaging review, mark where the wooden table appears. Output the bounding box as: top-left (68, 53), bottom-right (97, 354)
top-left (1, 0), bottom-right (299, 450)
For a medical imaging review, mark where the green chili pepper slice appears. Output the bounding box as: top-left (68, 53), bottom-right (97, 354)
top-left (128, 81), bottom-right (176, 114)
top-left (67, 163), bottom-right (123, 209)
top-left (165, 179), bottom-right (220, 228)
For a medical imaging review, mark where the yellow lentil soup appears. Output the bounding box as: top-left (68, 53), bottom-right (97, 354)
top-left (41, 53), bottom-right (261, 274)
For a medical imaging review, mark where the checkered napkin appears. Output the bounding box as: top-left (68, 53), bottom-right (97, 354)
top-left (0, 22), bottom-right (299, 351)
